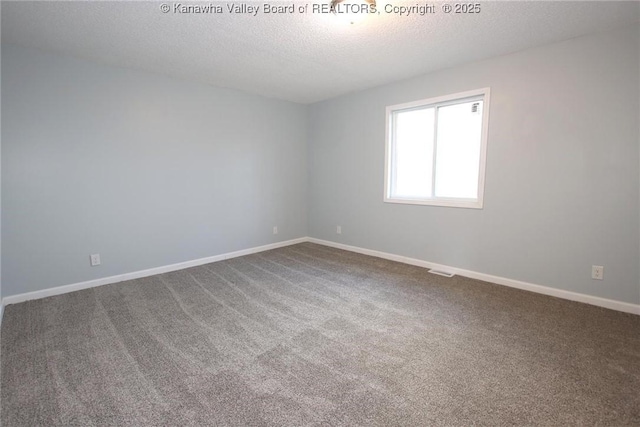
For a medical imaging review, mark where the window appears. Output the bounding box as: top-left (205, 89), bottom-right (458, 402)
top-left (384, 88), bottom-right (490, 209)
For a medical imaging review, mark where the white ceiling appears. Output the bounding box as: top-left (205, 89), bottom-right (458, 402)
top-left (2, 1), bottom-right (639, 104)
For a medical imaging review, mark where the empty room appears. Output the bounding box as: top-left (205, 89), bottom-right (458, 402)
top-left (1, 0), bottom-right (639, 425)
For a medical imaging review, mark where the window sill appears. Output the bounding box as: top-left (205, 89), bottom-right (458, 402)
top-left (383, 197), bottom-right (483, 209)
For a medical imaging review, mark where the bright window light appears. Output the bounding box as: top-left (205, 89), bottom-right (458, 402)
top-left (385, 88), bottom-right (490, 209)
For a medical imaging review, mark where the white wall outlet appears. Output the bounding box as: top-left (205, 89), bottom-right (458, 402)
top-left (591, 265), bottom-right (604, 280)
top-left (273, 226), bottom-right (278, 235)
top-left (90, 254), bottom-right (101, 267)
top-left (337, 226), bottom-right (342, 234)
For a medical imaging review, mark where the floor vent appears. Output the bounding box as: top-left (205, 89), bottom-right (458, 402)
top-left (428, 269), bottom-right (455, 278)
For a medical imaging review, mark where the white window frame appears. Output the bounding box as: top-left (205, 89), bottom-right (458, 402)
top-left (384, 87), bottom-right (491, 209)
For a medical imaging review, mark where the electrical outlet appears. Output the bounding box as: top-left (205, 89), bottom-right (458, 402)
top-left (273, 226), bottom-right (278, 235)
top-left (592, 265), bottom-right (604, 280)
top-left (337, 226), bottom-right (342, 234)
top-left (90, 254), bottom-right (101, 267)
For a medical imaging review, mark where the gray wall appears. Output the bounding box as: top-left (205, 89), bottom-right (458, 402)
top-left (3, 24), bottom-right (639, 306)
top-left (2, 45), bottom-right (308, 297)
top-left (308, 24), bottom-right (640, 304)
top-left (0, 8), bottom-right (3, 318)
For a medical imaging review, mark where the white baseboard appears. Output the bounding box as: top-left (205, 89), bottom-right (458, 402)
top-left (308, 238), bottom-right (640, 315)
top-left (3, 236), bottom-right (638, 316)
top-left (1, 237), bottom-right (308, 306)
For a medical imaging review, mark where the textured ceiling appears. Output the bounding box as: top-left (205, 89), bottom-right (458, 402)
top-left (2, 1), bottom-right (639, 104)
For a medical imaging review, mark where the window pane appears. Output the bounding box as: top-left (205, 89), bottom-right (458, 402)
top-left (434, 100), bottom-right (483, 199)
top-left (392, 108), bottom-right (435, 199)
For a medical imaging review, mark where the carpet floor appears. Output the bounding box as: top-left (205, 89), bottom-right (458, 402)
top-left (1, 242), bottom-right (639, 426)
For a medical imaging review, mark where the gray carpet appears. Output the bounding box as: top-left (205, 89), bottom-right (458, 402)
top-left (1, 242), bottom-right (639, 426)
